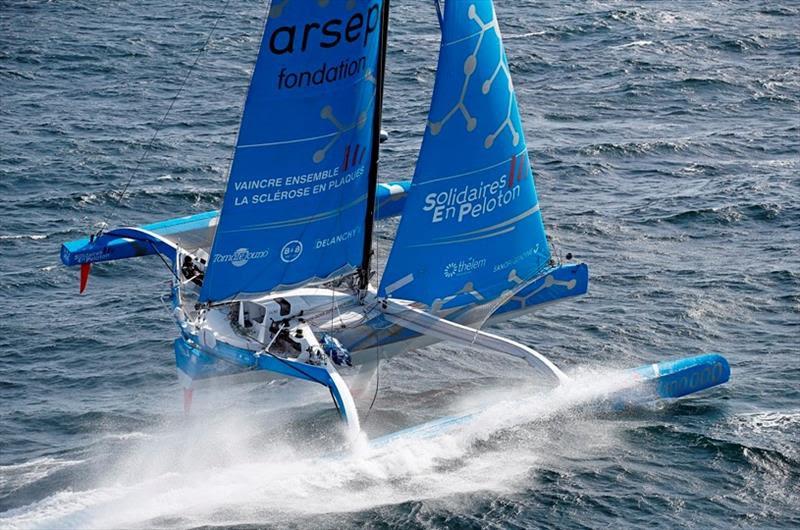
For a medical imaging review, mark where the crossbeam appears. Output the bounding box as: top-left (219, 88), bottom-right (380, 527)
top-left (382, 299), bottom-right (568, 385)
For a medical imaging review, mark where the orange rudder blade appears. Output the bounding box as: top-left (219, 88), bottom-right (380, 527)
top-left (79, 263), bottom-right (91, 294)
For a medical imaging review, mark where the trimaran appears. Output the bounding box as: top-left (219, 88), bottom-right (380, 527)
top-left (61, 0), bottom-right (730, 439)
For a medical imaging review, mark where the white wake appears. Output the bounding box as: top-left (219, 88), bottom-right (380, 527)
top-left (0, 368), bottom-right (641, 530)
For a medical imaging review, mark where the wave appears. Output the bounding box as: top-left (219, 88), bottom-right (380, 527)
top-left (0, 235), bottom-right (47, 241)
top-left (0, 458), bottom-right (84, 496)
top-left (634, 423), bottom-right (796, 466)
top-left (613, 40), bottom-right (654, 49)
top-left (734, 410), bottom-right (800, 429)
top-left (579, 139), bottom-right (691, 157)
top-left (505, 31), bottom-right (548, 40)
top-left (636, 203), bottom-right (786, 226)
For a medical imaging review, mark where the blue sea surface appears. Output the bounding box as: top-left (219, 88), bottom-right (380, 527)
top-left (1, 1), bottom-right (798, 528)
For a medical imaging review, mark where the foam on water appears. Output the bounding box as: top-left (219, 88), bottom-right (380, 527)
top-left (0, 459), bottom-right (84, 495)
top-left (0, 235), bottom-right (47, 240)
top-left (0, 369), bottom-right (639, 530)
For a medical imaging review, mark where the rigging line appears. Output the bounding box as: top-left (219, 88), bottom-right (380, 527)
top-left (328, 286), bottom-right (344, 335)
top-left (471, 259), bottom-right (553, 341)
top-left (362, 330), bottom-right (381, 423)
top-left (363, 251), bottom-right (381, 424)
top-left (110, 0), bottom-right (233, 215)
top-left (331, 287), bottom-right (335, 333)
top-left (433, 0), bottom-right (443, 28)
top-left (374, 186), bottom-right (381, 281)
top-left (146, 240), bottom-right (181, 282)
top-left (261, 322), bottom-right (285, 352)
top-left (246, 325), bottom-right (331, 387)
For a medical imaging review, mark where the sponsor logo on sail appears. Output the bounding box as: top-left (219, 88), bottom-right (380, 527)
top-left (281, 240), bottom-right (304, 263)
top-left (492, 245), bottom-right (541, 273)
top-left (268, 4), bottom-right (380, 55)
top-left (423, 175), bottom-right (521, 224)
top-left (269, 3), bottom-right (381, 91)
top-left (213, 248), bottom-right (269, 268)
top-left (316, 227), bottom-right (360, 249)
top-left (444, 257), bottom-right (487, 278)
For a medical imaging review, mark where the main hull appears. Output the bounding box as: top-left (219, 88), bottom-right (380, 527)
top-left (173, 263), bottom-right (589, 392)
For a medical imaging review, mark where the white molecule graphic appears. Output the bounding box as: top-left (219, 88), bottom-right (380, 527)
top-left (431, 281), bottom-right (486, 313)
top-left (429, 4), bottom-right (520, 150)
top-left (313, 69), bottom-right (376, 163)
top-left (507, 273), bottom-right (577, 311)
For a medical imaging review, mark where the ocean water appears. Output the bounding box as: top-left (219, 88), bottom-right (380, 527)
top-left (1, 0), bottom-right (799, 528)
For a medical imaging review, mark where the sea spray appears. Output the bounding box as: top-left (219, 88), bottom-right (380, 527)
top-left (0, 368), bottom-right (643, 530)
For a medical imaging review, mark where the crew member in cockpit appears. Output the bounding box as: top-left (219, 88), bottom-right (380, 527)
top-left (181, 255), bottom-right (204, 287)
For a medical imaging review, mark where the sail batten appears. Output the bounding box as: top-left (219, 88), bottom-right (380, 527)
top-left (200, 0), bottom-right (386, 304)
top-left (379, 0), bottom-right (550, 310)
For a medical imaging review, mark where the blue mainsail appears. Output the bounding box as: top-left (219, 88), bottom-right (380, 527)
top-left (379, 0), bottom-right (550, 310)
top-left (200, 0), bottom-right (384, 303)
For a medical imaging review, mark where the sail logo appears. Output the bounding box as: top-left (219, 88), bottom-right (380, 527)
top-left (492, 244), bottom-right (540, 273)
top-left (270, 4), bottom-right (381, 91)
top-left (316, 227), bottom-right (360, 249)
top-left (267, 5), bottom-right (380, 55)
top-left (281, 240), bottom-right (304, 263)
top-left (213, 248), bottom-right (269, 268)
top-left (444, 257), bottom-right (487, 278)
top-left (423, 175), bottom-right (520, 224)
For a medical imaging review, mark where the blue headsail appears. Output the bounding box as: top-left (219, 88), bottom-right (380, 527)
top-left (379, 0), bottom-right (550, 310)
top-left (200, 0), bottom-right (385, 303)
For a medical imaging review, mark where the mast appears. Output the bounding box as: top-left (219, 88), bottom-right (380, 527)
top-left (358, 0), bottom-right (390, 291)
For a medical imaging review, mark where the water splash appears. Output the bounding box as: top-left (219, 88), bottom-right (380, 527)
top-left (0, 458), bottom-right (84, 495)
top-left (0, 369), bottom-right (641, 529)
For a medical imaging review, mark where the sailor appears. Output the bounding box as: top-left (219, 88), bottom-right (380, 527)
top-left (322, 334), bottom-right (352, 367)
top-left (181, 255), bottom-right (204, 287)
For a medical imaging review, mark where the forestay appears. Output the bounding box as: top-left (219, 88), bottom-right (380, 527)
top-left (200, 0), bottom-right (385, 303)
top-left (379, 0), bottom-right (550, 310)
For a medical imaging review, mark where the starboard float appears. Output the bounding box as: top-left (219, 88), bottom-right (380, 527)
top-left (61, 0), bottom-right (729, 439)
